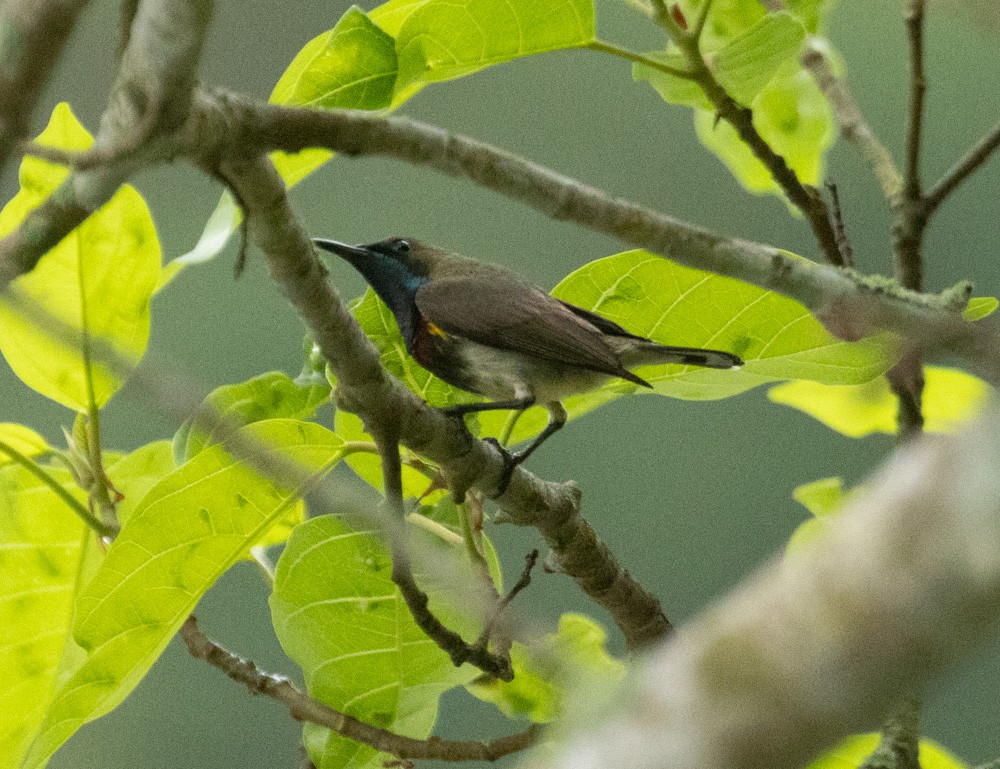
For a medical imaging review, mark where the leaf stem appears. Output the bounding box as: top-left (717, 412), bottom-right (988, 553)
top-left (0, 440), bottom-right (118, 538)
top-left (586, 39), bottom-right (693, 80)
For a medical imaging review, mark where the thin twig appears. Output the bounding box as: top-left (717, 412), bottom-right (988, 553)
top-left (801, 42), bottom-right (903, 200)
top-left (649, 0), bottom-right (845, 266)
top-left (374, 430), bottom-right (514, 681)
top-left (474, 549), bottom-right (540, 652)
top-left (825, 180), bottom-right (854, 268)
top-left (858, 694), bottom-right (923, 769)
top-left (890, 0), bottom-right (930, 441)
top-left (904, 0), bottom-right (927, 202)
top-left (0, 440), bottom-right (118, 538)
top-left (179, 616), bottom-right (539, 762)
top-left (0, 0), bottom-right (93, 178)
top-left (924, 122), bottom-right (1000, 216)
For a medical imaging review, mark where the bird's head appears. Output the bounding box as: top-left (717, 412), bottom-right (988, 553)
top-left (313, 236), bottom-right (445, 312)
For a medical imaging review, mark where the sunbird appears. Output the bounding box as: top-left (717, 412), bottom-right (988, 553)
top-left (314, 237), bottom-right (742, 492)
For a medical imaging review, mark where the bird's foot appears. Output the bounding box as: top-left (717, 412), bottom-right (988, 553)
top-left (483, 438), bottom-right (521, 497)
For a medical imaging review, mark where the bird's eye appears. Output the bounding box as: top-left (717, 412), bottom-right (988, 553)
top-left (394, 239), bottom-right (411, 255)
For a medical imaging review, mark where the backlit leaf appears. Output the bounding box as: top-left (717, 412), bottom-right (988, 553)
top-left (0, 104), bottom-right (160, 411)
top-left (271, 513), bottom-right (488, 769)
top-left (768, 366), bottom-right (990, 438)
top-left (18, 420), bottom-right (344, 769)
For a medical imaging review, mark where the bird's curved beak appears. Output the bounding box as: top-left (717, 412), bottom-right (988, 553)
top-left (312, 238), bottom-right (373, 262)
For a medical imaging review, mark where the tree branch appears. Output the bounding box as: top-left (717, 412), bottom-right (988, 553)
top-left (188, 94), bottom-right (998, 376)
top-left (0, 0), bottom-right (92, 177)
top-left (903, 0), bottom-right (927, 202)
top-left (532, 406), bottom-right (1000, 769)
top-left (650, 0), bottom-right (844, 266)
top-left (923, 122), bottom-right (1000, 216)
top-left (179, 616), bottom-right (539, 763)
top-left (211, 150), bottom-right (675, 651)
top-left (374, 427), bottom-right (515, 681)
top-left (801, 41), bottom-right (903, 200)
top-left (0, 0), bottom-right (213, 287)
top-left (890, 0), bottom-right (930, 441)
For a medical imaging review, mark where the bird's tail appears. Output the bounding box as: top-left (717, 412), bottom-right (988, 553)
top-left (623, 342), bottom-right (743, 370)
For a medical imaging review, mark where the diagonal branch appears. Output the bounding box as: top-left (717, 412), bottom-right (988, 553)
top-left (180, 616), bottom-right (539, 762)
top-left (0, 0), bottom-right (92, 177)
top-left (0, 0), bottom-right (213, 288)
top-left (923, 121), bottom-right (1000, 216)
top-left (531, 405), bottom-right (1000, 769)
top-left (650, 0), bottom-right (844, 266)
top-left (374, 427), bottom-right (514, 680)
top-left (212, 150), bottom-right (675, 651)
top-left (801, 41), bottom-right (903, 201)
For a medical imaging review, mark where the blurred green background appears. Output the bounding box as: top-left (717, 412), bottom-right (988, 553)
top-left (2, 0), bottom-right (999, 766)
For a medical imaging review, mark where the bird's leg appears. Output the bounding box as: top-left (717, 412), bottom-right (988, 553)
top-left (488, 403), bottom-right (568, 497)
top-left (439, 396), bottom-right (539, 496)
top-left (509, 402), bottom-right (567, 465)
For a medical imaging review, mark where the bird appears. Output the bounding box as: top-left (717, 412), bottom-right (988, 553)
top-left (313, 237), bottom-right (743, 493)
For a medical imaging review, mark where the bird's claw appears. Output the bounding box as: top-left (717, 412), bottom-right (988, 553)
top-left (483, 437), bottom-right (520, 497)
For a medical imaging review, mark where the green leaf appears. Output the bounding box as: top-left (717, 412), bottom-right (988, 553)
top-left (0, 424), bottom-right (49, 462)
top-left (768, 366), bottom-right (990, 438)
top-left (467, 613), bottom-right (624, 723)
top-left (173, 371), bottom-right (331, 463)
top-left (781, 0), bottom-right (837, 34)
top-left (786, 476), bottom-right (848, 553)
top-left (334, 410), bottom-right (444, 501)
top-left (964, 296), bottom-right (999, 321)
top-left (0, 103), bottom-right (161, 412)
top-left (104, 441), bottom-right (175, 527)
top-left (271, 513), bottom-right (486, 769)
top-left (633, 50), bottom-right (710, 110)
top-left (0, 463), bottom-right (98, 769)
top-left (18, 420), bottom-right (345, 769)
top-left (394, 0), bottom-right (596, 88)
top-left (805, 734), bottom-right (967, 769)
top-left (713, 13), bottom-right (806, 106)
top-left (793, 476), bottom-right (844, 518)
top-left (273, 7), bottom-right (398, 110)
top-left (677, 0), bottom-right (767, 49)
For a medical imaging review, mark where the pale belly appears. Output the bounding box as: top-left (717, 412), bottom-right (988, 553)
top-left (457, 340), bottom-right (613, 403)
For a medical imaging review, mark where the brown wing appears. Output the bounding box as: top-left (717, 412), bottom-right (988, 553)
top-left (413, 274), bottom-right (638, 380)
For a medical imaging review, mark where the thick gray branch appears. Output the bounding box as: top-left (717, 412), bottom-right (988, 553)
top-left (531, 407), bottom-right (1000, 769)
top-left (216, 152), bottom-right (672, 650)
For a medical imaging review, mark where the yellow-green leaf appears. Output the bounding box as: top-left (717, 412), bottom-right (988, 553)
top-left (695, 64), bottom-right (834, 195)
top-left (394, 0), bottom-right (595, 88)
top-left (768, 366), bottom-right (990, 438)
top-left (805, 734), bottom-right (967, 769)
top-left (0, 103), bottom-right (161, 411)
top-left (271, 513), bottom-right (487, 769)
top-left (964, 296), bottom-right (998, 321)
top-left (467, 613), bottom-right (624, 723)
top-left (0, 424), bottom-right (49, 462)
top-left (18, 420), bottom-right (344, 769)
top-left (273, 7), bottom-right (397, 110)
top-left (0, 463), bottom-right (98, 769)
